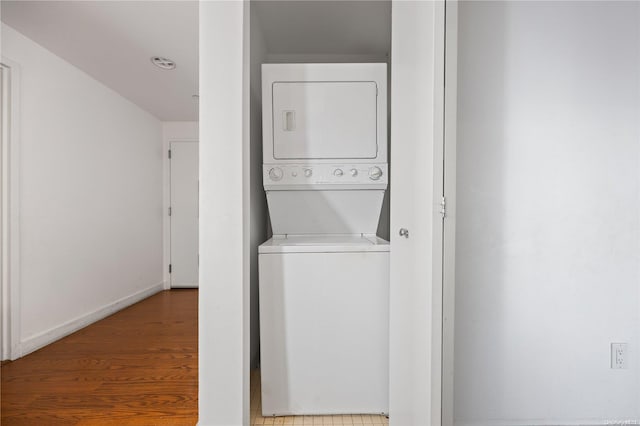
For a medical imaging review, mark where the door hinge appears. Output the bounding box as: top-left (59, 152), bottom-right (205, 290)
top-left (168, 206), bottom-right (172, 216)
top-left (168, 149), bottom-right (172, 159)
top-left (440, 196), bottom-right (447, 218)
top-left (169, 264), bottom-right (172, 274)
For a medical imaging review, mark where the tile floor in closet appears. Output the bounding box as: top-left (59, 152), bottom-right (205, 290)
top-left (250, 370), bottom-right (389, 425)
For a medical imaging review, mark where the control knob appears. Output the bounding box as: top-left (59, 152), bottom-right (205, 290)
top-left (269, 167), bottom-right (284, 181)
top-left (350, 168), bottom-right (358, 177)
top-left (369, 166), bottom-right (383, 181)
top-left (334, 168), bottom-right (344, 177)
top-left (304, 168), bottom-right (313, 178)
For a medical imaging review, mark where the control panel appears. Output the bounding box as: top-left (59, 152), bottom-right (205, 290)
top-left (263, 163), bottom-right (388, 188)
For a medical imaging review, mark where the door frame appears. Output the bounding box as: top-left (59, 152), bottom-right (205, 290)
top-left (198, 1), bottom-right (454, 423)
top-left (442, 1), bottom-right (459, 425)
top-left (1, 58), bottom-right (22, 361)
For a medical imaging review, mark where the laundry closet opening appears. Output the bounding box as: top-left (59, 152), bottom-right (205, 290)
top-left (248, 1), bottom-right (392, 422)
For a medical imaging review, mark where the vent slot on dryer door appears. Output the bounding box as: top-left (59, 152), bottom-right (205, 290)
top-left (272, 81), bottom-right (378, 160)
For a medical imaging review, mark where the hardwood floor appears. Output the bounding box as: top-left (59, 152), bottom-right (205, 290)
top-left (1, 289), bottom-right (198, 426)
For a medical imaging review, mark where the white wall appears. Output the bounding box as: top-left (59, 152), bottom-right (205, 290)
top-left (199, 1), bottom-right (250, 424)
top-left (454, 2), bottom-right (640, 425)
top-left (162, 121), bottom-right (198, 290)
top-left (1, 24), bottom-right (164, 357)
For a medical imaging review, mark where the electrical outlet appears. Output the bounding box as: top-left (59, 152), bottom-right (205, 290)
top-left (611, 343), bottom-right (628, 369)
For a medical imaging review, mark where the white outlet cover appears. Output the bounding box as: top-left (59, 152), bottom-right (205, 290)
top-left (611, 343), bottom-right (628, 369)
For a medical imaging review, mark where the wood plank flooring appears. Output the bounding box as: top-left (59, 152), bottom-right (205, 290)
top-left (1, 289), bottom-right (198, 426)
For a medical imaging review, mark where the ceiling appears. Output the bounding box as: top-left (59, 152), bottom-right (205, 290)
top-left (254, 1), bottom-right (391, 57)
top-left (0, 1), bottom-right (390, 122)
top-left (1, 1), bottom-right (199, 121)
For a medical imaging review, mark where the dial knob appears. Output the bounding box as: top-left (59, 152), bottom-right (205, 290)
top-left (304, 168), bottom-right (313, 178)
top-left (350, 168), bottom-right (358, 177)
top-left (334, 168), bottom-right (344, 177)
top-left (369, 166), bottom-right (383, 181)
top-left (269, 167), bottom-right (284, 181)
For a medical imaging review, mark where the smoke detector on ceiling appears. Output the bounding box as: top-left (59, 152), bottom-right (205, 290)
top-left (151, 56), bottom-right (176, 70)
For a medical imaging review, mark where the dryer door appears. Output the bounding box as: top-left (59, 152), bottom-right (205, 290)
top-left (272, 81), bottom-right (379, 160)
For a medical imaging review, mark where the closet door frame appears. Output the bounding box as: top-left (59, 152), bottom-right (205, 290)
top-left (442, 1), bottom-right (458, 425)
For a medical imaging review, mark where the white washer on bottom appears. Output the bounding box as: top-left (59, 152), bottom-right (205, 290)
top-left (258, 235), bottom-right (389, 416)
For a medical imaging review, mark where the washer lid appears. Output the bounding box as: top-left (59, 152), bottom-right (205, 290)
top-left (259, 235), bottom-right (390, 254)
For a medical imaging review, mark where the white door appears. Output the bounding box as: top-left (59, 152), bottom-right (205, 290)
top-left (389, 2), bottom-right (446, 425)
top-left (170, 141), bottom-right (199, 288)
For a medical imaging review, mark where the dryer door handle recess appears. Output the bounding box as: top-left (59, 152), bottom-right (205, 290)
top-left (283, 110), bottom-right (296, 131)
top-left (399, 228), bottom-right (409, 238)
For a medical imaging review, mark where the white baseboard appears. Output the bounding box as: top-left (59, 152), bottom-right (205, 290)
top-left (18, 282), bottom-right (165, 358)
top-left (456, 419), bottom-right (639, 426)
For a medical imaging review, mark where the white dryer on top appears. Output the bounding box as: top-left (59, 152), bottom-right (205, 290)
top-left (262, 63), bottom-right (388, 236)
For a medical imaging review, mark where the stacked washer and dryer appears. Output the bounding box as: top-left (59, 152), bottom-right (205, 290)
top-left (258, 63), bottom-right (389, 416)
